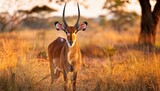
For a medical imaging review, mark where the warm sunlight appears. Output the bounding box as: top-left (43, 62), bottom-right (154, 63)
top-left (0, 0), bottom-right (160, 91)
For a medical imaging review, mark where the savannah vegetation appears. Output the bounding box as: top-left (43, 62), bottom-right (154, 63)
top-left (0, 0), bottom-right (160, 91)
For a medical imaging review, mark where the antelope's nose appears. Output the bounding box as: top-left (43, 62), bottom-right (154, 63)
top-left (69, 41), bottom-right (73, 46)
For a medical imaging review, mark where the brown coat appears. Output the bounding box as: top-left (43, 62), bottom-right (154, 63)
top-left (48, 37), bottom-right (82, 83)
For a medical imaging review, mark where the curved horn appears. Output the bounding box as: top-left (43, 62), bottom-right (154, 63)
top-left (63, 3), bottom-right (68, 28)
top-left (74, 3), bottom-right (80, 29)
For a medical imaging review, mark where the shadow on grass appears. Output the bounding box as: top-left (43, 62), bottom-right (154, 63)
top-left (80, 43), bottom-right (160, 62)
top-left (81, 44), bottom-right (117, 58)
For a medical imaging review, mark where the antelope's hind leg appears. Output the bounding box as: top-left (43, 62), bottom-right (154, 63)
top-left (50, 59), bottom-right (60, 84)
top-left (54, 68), bottom-right (61, 79)
top-left (63, 71), bottom-right (68, 91)
top-left (50, 62), bottom-right (55, 84)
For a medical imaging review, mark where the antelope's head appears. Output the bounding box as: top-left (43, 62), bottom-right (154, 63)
top-left (55, 3), bottom-right (88, 47)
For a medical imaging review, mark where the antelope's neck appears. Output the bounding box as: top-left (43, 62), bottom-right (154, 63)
top-left (68, 41), bottom-right (79, 52)
top-left (67, 41), bottom-right (80, 62)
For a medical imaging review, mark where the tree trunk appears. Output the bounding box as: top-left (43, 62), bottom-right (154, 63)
top-left (138, 0), bottom-right (160, 48)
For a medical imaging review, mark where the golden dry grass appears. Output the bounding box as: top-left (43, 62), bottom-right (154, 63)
top-left (0, 19), bottom-right (160, 91)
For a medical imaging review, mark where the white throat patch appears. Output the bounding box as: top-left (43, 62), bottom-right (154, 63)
top-left (66, 40), bottom-right (75, 47)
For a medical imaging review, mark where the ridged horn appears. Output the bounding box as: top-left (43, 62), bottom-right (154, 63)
top-left (74, 3), bottom-right (80, 29)
top-left (63, 3), bottom-right (68, 28)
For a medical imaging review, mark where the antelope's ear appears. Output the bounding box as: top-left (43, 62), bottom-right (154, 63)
top-left (78, 22), bottom-right (88, 31)
top-left (55, 21), bottom-right (65, 31)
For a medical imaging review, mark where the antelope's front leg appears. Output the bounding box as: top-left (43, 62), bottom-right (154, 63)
top-left (72, 72), bottom-right (77, 91)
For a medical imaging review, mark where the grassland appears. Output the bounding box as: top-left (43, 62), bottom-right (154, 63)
top-left (0, 18), bottom-right (160, 91)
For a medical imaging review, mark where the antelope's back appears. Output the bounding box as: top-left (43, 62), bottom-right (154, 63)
top-left (48, 37), bottom-right (67, 60)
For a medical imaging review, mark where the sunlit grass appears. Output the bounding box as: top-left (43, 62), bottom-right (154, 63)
top-left (0, 20), bottom-right (160, 91)
top-left (0, 38), bottom-right (50, 91)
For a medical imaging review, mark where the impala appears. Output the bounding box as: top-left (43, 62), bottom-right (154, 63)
top-left (48, 3), bottom-right (87, 91)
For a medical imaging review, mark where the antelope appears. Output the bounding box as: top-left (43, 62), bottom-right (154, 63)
top-left (48, 3), bottom-right (87, 91)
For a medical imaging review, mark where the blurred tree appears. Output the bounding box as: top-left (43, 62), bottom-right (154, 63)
top-left (0, 12), bottom-right (27, 32)
top-left (103, 0), bottom-right (138, 32)
top-left (104, 0), bottom-right (160, 49)
top-left (0, 5), bottom-right (56, 32)
top-left (138, 0), bottom-right (160, 48)
top-left (0, 0), bottom-right (56, 32)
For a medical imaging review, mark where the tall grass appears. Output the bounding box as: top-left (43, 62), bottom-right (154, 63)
top-left (0, 27), bottom-right (160, 91)
top-left (0, 38), bottom-right (50, 91)
top-left (87, 60), bottom-right (160, 91)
